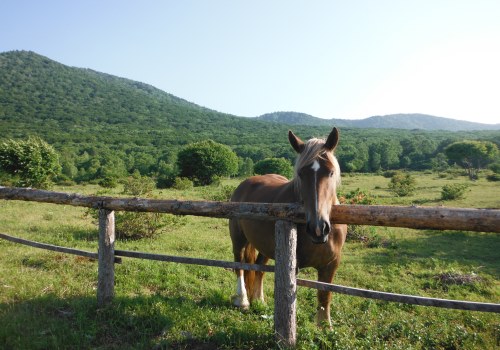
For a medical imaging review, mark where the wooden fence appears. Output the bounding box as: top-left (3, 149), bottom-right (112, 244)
top-left (1, 186), bottom-right (499, 347)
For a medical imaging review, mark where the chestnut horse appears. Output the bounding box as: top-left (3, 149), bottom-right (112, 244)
top-left (229, 127), bottom-right (347, 326)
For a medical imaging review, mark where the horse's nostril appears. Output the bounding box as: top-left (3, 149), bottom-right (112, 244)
top-left (323, 222), bottom-right (331, 236)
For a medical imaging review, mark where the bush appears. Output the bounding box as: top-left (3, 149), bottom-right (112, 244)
top-left (177, 140), bottom-right (238, 186)
top-left (441, 183), bottom-right (469, 200)
top-left (115, 212), bottom-right (186, 240)
top-left (172, 177), bottom-right (194, 190)
top-left (489, 162), bottom-right (500, 174)
top-left (88, 174), bottom-right (186, 240)
top-left (123, 174), bottom-right (156, 196)
top-left (99, 176), bottom-right (118, 189)
top-left (201, 184), bottom-right (236, 202)
top-left (0, 137), bottom-right (61, 189)
top-left (486, 173), bottom-right (500, 182)
top-left (389, 172), bottom-right (416, 197)
top-left (338, 188), bottom-right (375, 205)
top-left (254, 158), bottom-right (293, 179)
top-left (382, 170), bottom-right (398, 178)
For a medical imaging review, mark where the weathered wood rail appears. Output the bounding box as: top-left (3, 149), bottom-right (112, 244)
top-left (1, 186), bottom-right (499, 232)
top-left (1, 186), bottom-right (499, 347)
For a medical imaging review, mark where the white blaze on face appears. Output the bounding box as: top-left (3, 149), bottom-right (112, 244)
top-left (311, 160), bottom-right (321, 236)
top-left (311, 160), bottom-right (321, 172)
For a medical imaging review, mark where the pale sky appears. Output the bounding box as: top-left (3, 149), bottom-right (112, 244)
top-left (1, 1), bottom-right (499, 124)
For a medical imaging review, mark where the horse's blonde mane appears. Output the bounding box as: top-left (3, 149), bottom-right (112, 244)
top-left (292, 138), bottom-right (341, 197)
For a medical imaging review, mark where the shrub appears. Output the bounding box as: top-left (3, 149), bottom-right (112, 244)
top-left (99, 176), bottom-right (118, 189)
top-left (156, 161), bottom-right (178, 189)
top-left (0, 137), bottom-right (61, 189)
top-left (388, 172), bottom-right (416, 197)
top-left (254, 157), bottom-right (293, 179)
top-left (489, 162), bottom-right (500, 174)
top-left (338, 188), bottom-right (375, 205)
top-left (172, 177), bottom-right (194, 190)
top-left (177, 140), bottom-right (238, 185)
top-left (88, 174), bottom-right (187, 239)
top-left (441, 183), bottom-right (469, 200)
top-left (486, 173), bottom-right (500, 182)
top-left (123, 174), bottom-right (156, 196)
top-left (382, 170), bottom-right (398, 178)
top-left (115, 212), bottom-right (186, 240)
top-left (201, 184), bottom-right (236, 202)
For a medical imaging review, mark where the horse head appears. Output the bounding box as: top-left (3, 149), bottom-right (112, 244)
top-left (289, 127), bottom-right (341, 244)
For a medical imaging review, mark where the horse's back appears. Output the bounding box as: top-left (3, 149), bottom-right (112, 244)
top-left (230, 174), bottom-right (292, 203)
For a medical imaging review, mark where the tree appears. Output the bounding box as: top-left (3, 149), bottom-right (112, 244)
top-left (445, 141), bottom-right (499, 180)
top-left (238, 157), bottom-right (254, 177)
top-left (254, 158), bottom-right (293, 179)
top-left (0, 137), bottom-right (61, 188)
top-left (177, 140), bottom-right (238, 185)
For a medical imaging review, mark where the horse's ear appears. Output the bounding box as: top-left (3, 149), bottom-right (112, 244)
top-left (324, 127), bottom-right (339, 152)
top-left (288, 130), bottom-right (305, 153)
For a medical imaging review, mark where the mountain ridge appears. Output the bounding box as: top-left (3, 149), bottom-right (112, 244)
top-left (256, 112), bottom-right (500, 131)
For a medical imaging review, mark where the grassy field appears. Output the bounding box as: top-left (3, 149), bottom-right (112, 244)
top-left (0, 172), bottom-right (499, 349)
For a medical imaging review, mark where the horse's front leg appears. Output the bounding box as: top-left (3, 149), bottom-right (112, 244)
top-left (230, 221), bottom-right (250, 309)
top-left (316, 262), bottom-right (338, 328)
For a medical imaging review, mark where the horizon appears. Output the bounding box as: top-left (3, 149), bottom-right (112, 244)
top-left (1, 1), bottom-right (499, 124)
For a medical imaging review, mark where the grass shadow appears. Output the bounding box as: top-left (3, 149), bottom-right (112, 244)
top-left (71, 227), bottom-right (98, 242)
top-left (0, 291), bottom-right (275, 349)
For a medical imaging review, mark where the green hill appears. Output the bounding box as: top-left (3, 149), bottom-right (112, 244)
top-left (1, 50), bottom-right (499, 183)
top-left (0, 50), bottom-right (293, 145)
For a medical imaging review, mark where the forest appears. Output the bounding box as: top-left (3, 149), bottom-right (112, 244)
top-left (1, 50), bottom-right (500, 186)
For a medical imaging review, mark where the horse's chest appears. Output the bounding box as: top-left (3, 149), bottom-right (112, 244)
top-left (240, 220), bottom-right (336, 268)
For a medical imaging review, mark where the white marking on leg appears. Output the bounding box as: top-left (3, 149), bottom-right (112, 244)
top-left (233, 275), bottom-right (250, 309)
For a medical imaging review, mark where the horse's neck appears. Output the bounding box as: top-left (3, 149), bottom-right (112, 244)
top-left (283, 178), bottom-right (301, 203)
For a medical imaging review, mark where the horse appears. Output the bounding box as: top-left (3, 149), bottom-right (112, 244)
top-left (229, 127), bottom-right (347, 327)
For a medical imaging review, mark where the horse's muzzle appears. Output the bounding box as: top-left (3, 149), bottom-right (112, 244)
top-left (306, 220), bottom-right (331, 244)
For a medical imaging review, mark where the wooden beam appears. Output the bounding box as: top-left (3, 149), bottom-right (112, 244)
top-left (0, 232), bottom-right (121, 263)
top-left (296, 279), bottom-right (500, 313)
top-left (274, 220), bottom-right (297, 347)
top-left (97, 209), bottom-right (115, 306)
top-left (1, 186), bottom-right (499, 232)
top-left (114, 249), bottom-right (275, 272)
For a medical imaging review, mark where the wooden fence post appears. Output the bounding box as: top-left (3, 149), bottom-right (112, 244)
top-left (97, 208), bottom-right (115, 306)
top-left (274, 220), bottom-right (297, 347)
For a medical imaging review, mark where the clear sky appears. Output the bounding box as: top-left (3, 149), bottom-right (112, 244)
top-left (1, 1), bottom-right (499, 124)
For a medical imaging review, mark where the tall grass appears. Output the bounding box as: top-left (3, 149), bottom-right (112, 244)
top-left (0, 173), bottom-right (499, 349)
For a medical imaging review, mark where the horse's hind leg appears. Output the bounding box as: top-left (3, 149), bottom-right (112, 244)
top-left (250, 253), bottom-right (269, 303)
top-left (229, 219), bottom-right (250, 309)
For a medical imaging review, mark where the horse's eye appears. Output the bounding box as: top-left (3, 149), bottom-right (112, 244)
top-left (329, 171), bottom-right (334, 177)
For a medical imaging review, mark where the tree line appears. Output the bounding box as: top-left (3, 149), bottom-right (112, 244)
top-left (0, 132), bottom-right (498, 190)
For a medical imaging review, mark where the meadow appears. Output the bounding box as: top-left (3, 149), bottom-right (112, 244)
top-left (0, 172), bottom-right (499, 349)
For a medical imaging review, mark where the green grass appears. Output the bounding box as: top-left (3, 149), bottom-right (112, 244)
top-left (1, 173), bottom-right (499, 349)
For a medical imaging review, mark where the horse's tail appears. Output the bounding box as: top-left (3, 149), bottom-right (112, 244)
top-left (243, 242), bottom-right (256, 298)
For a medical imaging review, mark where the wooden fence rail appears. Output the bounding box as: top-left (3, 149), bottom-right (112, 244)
top-left (1, 186), bottom-right (500, 232)
top-left (1, 186), bottom-right (500, 347)
top-left (1, 231), bottom-right (498, 313)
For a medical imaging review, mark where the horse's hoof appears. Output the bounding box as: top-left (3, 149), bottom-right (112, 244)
top-left (231, 295), bottom-right (250, 310)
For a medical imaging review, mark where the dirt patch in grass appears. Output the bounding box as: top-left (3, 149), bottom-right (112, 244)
top-left (434, 272), bottom-right (483, 286)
